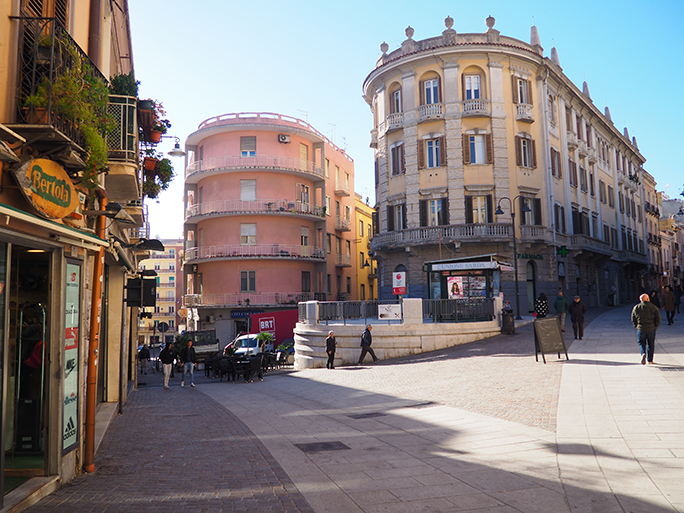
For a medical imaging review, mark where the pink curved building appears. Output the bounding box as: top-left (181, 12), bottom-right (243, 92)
top-left (182, 112), bottom-right (355, 341)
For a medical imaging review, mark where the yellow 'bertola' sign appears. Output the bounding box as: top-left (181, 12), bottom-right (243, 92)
top-left (14, 159), bottom-right (80, 220)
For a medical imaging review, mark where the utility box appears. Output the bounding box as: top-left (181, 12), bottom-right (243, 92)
top-left (501, 308), bottom-right (515, 335)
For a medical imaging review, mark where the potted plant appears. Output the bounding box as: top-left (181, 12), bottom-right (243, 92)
top-left (23, 81), bottom-right (48, 123)
top-left (109, 71), bottom-right (139, 97)
top-left (141, 150), bottom-right (174, 199)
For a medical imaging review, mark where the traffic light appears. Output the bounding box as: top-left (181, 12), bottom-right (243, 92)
top-left (139, 312), bottom-right (153, 319)
top-left (142, 279), bottom-right (155, 307)
top-left (125, 278), bottom-right (142, 307)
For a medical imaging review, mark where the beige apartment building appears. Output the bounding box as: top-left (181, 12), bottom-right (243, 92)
top-left (364, 16), bottom-right (654, 311)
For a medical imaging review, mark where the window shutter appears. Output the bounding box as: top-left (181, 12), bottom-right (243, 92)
top-left (400, 144), bottom-right (405, 174)
top-left (439, 136), bottom-right (446, 166)
top-left (526, 80), bottom-right (533, 105)
top-left (560, 206), bottom-right (566, 233)
top-left (419, 80), bottom-right (425, 106)
top-left (418, 139), bottom-right (424, 168)
top-left (240, 179), bottom-right (257, 201)
top-left (533, 198), bottom-right (542, 225)
top-left (519, 197), bottom-right (527, 225)
top-left (441, 197), bottom-right (449, 225)
top-left (550, 149), bottom-right (556, 176)
top-left (531, 139), bottom-right (537, 169)
top-left (402, 204), bottom-right (407, 230)
top-left (572, 210), bottom-right (580, 234)
top-left (461, 73), bottom-right (466, 101)
top-left (372, 210), bottom-right (379, 235)
top-left (387, 206), bottom-right (394, 232)
top-left (515, 136), bottom-right (522, 166)
top-left (485, 133), bottom-right (493, 164)
top-left (486, 195), bottom-right (493, 223)
top-left (465, 196), bottom-right (473, 224)
top-left (437, 76), bottom-right (442, 103)
top-left (419, 200), bottom-right (427, 227)
top-left (462, 134), bottom-right (471, 165)
top-left (511, 76), bottom-right (519, 104)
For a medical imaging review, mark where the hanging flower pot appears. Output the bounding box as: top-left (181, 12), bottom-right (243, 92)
top-left (143, 156), bottom-right (158, 171)
top-left (138, 99), bottom-right (154, 110)
top-left (148, 130), bottom-right (162, 144)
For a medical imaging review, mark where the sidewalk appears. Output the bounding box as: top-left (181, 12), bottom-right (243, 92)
top-left (23, 305), bottom-right (684, 512)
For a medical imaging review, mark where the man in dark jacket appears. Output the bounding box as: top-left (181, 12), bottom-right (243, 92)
top-left (180, 340), bottom-right (197, 387)
top-left (632, 293), bottom-right (661, 365)
top-left (553, 292), bottom-right (569, 332)
top-left (325, 330), bottom-right (336, 369)
top-left (568, 295), bottom-right (587, 340)
top-left (358, 324), bottom-right (378, 364)
top-left (138, 344), bottom-right (150, 375)
top-left (159, 342), bottom-right (176, 389)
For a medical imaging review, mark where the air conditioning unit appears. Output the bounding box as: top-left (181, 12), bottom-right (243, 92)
top-left (278, 133), bottom-right (290, 144)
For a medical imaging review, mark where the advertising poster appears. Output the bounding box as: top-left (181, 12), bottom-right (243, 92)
top-left (447, 276), bottom-right (464, 299)
top-left (392, 271), bottom-right (406, 295)
top-left (63, 263), bottom-right (80, 452)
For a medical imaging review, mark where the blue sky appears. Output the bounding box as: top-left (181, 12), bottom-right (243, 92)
top-left (128, 0), bottom-right (684, 239)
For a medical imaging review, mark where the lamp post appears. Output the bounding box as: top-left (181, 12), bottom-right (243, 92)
top-left (495, 196), bottom-right (531, 320)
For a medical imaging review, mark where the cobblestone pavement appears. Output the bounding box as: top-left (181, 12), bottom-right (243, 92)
top-left (24, 387), bottom-right (314, 513)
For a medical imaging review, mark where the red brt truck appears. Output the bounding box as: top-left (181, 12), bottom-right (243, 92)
top-left (248, 309), bottom-right (298, 349)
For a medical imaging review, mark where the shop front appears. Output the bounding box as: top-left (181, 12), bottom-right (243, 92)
top-left (423, 255), bottom-right (503, 300)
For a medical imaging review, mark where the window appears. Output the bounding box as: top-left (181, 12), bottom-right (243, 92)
top-left (346, 276), bottom-right (351, 294)
top-left (619, 192), bottom-right (625, 213)
top-left (610, 227), bottom-right (618, 249)
top-left (423, 78), bottom-right (440, 105)
top-left (554, 204), bottom-right (566, 233)
top-left (390, 88), bottom-right (402, 113)
top-left (301, 226), bottom-right (309, 246)
top-left (240, 271), bottom-right (256, 292)
top-left (359, 220), bottom-right (364, 235)
top-left (631, 199), bottom-right (636, 219)
top-left (336, 237), bottom-right (341, 255)
top-left (589, 170), bottom-right (595, 197)
top-left (325, 158), bottom-right (330, 178)
top-left (550, 147), bottom-right (561, 178)
top-left (169, 320), bottom-right (174, 329)
top-left (346, 240), bottom-right (351, 257)
top-left (360, 251), bottom-right (365, 267)
top-left (296, 183), bottom-right (310, 204)
top-left (420, 198), bottom-right (449, 227)
top-left (463, 134), bottom-right (493, 165)
top-left (608, 185), bottom-right (615, 208)
top-left (327, 274), bottom-right (331, 294)
top-left (625, 196), bottom-right (631, 216)
top-left (548, 95), bottom-right (557, 125)
top-left (299, 143), bottom-right (309, 168)
top-left (603, 223), bottom-right (610, 243)
top-left (302, 271), bottom-right (311, 293)
top-left (569, 159), bottom-right (578, 187)
top-left (580, 167), bottom-right (588, 192)
top-left (465, 195), bottom-right (491, 224)
top-left (326, 195), bottom-right (331, 216)
top-left (240, 180), bottom-right (256, 201)
top-left (390, 143), bottom-right (405, 175)
top-left (327, 233), bottom-right (331, 254)
top-left (599, 180), bottom-right (607, 203)
top-left (240, 136), bottom-right (256, 157)
top-left (360, 284), bottom-right (366, 300)
top-left (426, 138), bottom-right (441, 168)
top-left (345, 205), bottom-right (351, 222)
top-left (154, 263), bottom-right (160, 270)
top-left (520, 198), bottom-right (542, 226)
top-left (512, 77), bottom-right (532, 104)
top-left (387, 204), bottom-right (406, 231)
top-left (464, 74), bottom-right (480, 100)
top-left (515, 136), bottom-right (537, 168)
top-left (240, 223), bottom-right (256, 245)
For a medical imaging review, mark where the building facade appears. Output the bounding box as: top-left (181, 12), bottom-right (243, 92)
top-left (0, 0), bottom-right (150, 507)
top-left (355, 193), bottom-right (376, 300)
top-left (138, 239), bottom-right (184, 349)
top-left (364, 17), bottom-right (652, 310)
top-left (182, 112), bottom-right (356, 346)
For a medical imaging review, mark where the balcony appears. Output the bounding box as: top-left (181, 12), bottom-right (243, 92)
top-left (619, 249), bottom-right (648, 265)
top-left (183, 291), bottom-right (324, 308)
top-left (334, 179), bottom-right (351, 197)
top-left (386, 112), bottom-right (404, 131)
top-left (418, 103), bottom-right (444, 123)
top-left (520, 225), bottom-right (547, 242)
top-left (569, 234), bottom-right (613, 257)
top-left (370, 128), bottom-right (378, 149)
top-left (184, 244), bottom-right (325, 263)
top-left (106, 95), bottom-right (141, 202)
top-left (335, 253), bottom-right (351, 267)
top-left (566, 131), bottom-right (578, 151)
top-left (185, 154), bottom-right (324, 183)
top-left (371, 223), bottom-right (513, 251)
top-left (515, 103), bottom-right (534, 123)
top-left (577, 140), bottom-right (588, 158)
top-left (185, 199), bottom-right (325, 221)
top-left (461, 99), bottom-right (491, 117)
top-left (335, 215), bottom-right (351, 232)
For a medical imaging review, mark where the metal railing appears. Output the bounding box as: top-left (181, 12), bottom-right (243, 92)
top-left (185, 244), bottom-right (325, 262)
top-left (372, 223), bottom-right (513, 249)
top-left (335, 216), bottom-right (351, 231)
top-left (185, 154), bottom-right (324, 180)
top-left (318, 300), bottom-right (402, 325)
top-left (183, 291), bottom-right (324, 307)
top-left (423, 298), bottom-right (495, 323)
top-left (185, 199), bottom-right (325, 219)
top-left (107, 95), bottom-right (138, 164)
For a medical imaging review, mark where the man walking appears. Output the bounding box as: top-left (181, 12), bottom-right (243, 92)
top-left (568, 295), bottom-right (587, 340)
top-left (553, 291), bottom-right (569, 332)
top-left (180, 340), bottom-right (197, 387)
top-left (358, 324), bottom-right (378, 364)
top-left (159, 342), bottom-right (176, 389)
top-left (326, 330), bottom-right (336, 369)
top-left (138, 344), bottom-right (150, 375)
top-left (662, 285), bottom-right (676, 325)
top-left (632, 293), bottom-right (661, 365)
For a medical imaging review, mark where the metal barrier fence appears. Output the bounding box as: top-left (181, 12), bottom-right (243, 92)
top-left (422, 298), bottom-right (495, 323)
top-left (317, 300), bottom-right (402, 325)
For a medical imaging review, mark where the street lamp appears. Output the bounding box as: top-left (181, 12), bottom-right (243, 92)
top-left (495, 196), bottom-right (531, 320)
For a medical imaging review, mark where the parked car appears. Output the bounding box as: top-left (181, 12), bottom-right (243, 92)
top-left (226, 334), bottom-right (273, 357)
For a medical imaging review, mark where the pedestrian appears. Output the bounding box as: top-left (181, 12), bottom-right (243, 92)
top-left (325, 330), bottom-right (336, 369)
top-left (553, 291), bottom-right (569, 332)
top-left (358, 324), bottom-right (378, 364)
top-left (138, 344), bottom-right (150, 375)
top-left (159, 342), bottom-right (176, 389)
top-left (180, 340), bottom-right (197, 387)
top-left (662, 286), bottom-right (676, 325)
top-left (534, 293), bottom-right (549, 318)
top-left (675, 287), bottom-right (681, 314)
top-left (631, 293), bottom-right (661, 365)
top-left (568, 295), bottom-right (587, 340)
top-left (650, 290), bottom-right (661, 309)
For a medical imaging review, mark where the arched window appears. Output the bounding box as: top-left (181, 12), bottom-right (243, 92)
top-left (419, 73), bottom-right (442, 106)
top-left (388, 83), bottom-right (402, 114)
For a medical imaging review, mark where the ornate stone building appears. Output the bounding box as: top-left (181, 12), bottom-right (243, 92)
top-left (365, 16), bottom-right (651, 310)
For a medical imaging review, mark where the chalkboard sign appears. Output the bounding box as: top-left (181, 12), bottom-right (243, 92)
top-left (533, 316), bottom-right (569, 363)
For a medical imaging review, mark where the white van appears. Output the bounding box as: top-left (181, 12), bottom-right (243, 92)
top-left (228, 334), bottom-right (273, 356)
